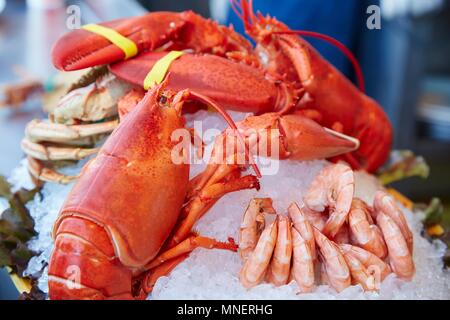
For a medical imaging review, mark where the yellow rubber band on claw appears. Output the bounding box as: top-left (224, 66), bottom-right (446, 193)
top-left (143, 51), bottom-right (184, 90)
top-left (81, 24), bottom-right (138, 60)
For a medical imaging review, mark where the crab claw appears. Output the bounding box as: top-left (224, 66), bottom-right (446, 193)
top-left (52, 12), bottom-right (186, 71)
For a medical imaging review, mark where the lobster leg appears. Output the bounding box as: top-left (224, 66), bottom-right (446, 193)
top-left (141, 254), bottom-right (189, 295)
top-left (168, 171), bottom-right (260, 247)
top-left (145, 235), bottom-right (238, 270)
top-left (22, 138), bottom-right (98, 161)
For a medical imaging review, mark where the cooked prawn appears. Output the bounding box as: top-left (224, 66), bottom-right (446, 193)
top-left (340, 244), bottom-right (391, 281)
top-left (298, 204), bottom-right (328, 231)
top-left (239, 220), bottom-right (277, 288)
top-left (267, 215), bottom-right (293, 286)
top-left (374, 191), bottom-right (413, 253)
top-left (239, 198), bottom-right (276, 261)
top-left (349, 198), bottom-right (387, 259)
top-left (313, 228), bottom-right (351, 292)
top-left (320, 262), bottom-right (329, 285)
top-left (291, 228), bottom-right (315, 293)
top-left (341, 250), bottom-right (377, 291)
top-left (376, 212), bottom-right (415, 280)
top-left (288, 203), bottom-right (316, 260)
top-left (334, 222), bottom-right (350, 244)
top-left (304, 163), bottom-right (354, 238)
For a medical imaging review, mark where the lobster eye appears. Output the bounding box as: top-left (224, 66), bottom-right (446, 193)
top-left (158, 95), bottom-right (168, 104)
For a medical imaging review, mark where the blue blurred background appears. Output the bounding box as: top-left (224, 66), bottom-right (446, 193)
top-left (0, 0), bottom-right (449, 299)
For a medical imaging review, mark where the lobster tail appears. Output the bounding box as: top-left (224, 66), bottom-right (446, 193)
top-left (48, 217), bottom-right (134, 300)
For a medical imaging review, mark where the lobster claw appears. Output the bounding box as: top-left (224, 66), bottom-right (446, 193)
top-left (238, 113), bottom-right (359, 162)
top-left (52, 12), bottom-right (187, 71)
top-left (279, 113), bottom-right (360, 161)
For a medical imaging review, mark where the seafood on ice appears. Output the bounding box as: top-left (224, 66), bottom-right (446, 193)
top-left (238, 163), bottom-right (415, 293)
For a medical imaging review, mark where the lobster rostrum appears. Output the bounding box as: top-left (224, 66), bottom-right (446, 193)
top-left (51, 0), bottom-right (393, 173)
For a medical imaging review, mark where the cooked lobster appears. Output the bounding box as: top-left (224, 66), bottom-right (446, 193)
top-left (51, 0), bottom-right (392, 173)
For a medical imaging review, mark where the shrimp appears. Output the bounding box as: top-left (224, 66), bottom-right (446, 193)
top-left (341, 250), bottom-right (377, 291)
top-left (374, 191), bottom-right (413, 253)
top-left (334, 222), bottom-right (350, 244)
top-left (267, 215), bottom-right (293, 286)
top-left (299, 204), bottom-right (328, 231)
top-left (288, 203), bottom-right (316, 260)
top-left (340, 244), bottom-right (391, 281)
top-left (304, 163), bottom-right (354, 238)
top-left (239, 198), bottom-right (276, 261)
top-left (348, 198), bottom-right (387, 259)
top-left (376, 212), bottom-right (415, 280)
top-left (320, 262), bottom-right (329, 285)
top-left (239, 220), bottom-right (277, 288)
top-left (291, 228), bottom-right (315, 293)
top-left (313, 228), bottom-right (351, 292)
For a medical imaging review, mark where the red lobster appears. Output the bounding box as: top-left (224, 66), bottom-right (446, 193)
top-left (48, 80), bottom-right (357, 299)
top-left (51, 0), bottom-right (392, 172)
top-left (48, 85), bottom-right (257, 299)
top-left (47, 0), bottom-right (393, 300)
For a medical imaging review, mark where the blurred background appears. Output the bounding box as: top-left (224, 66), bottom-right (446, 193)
top-left (0, 0), bottom-right (449, 299)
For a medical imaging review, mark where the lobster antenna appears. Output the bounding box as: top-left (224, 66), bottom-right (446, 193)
top-left (230, 0), bottom-right (243, 20)
top-left (239, 0), bottom-right (253, 31)
top-left (189, 91), bottom-right (262, 178)
top-left (272, 30), bottom-right (365, 93)
top-left (248, 0), bottom-right (256, 24)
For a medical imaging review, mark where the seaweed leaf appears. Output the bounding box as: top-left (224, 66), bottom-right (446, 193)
top-left (378, 150), bottom-right (430, 185)
top-left (0, 175), bottom-right (41, 276)
top-left (0, 176), bottom-right (12, 198)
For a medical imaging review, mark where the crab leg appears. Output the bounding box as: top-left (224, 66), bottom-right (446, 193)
top-left (25, 119), bottom-right (118, 144)
top-left (27, 156), bottom-right (77, 185)
top-left (21, 138), bottom-right (98, 161)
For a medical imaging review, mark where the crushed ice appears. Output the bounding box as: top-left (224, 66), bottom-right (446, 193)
top-left (5, 110), bottom-right (448, 299)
